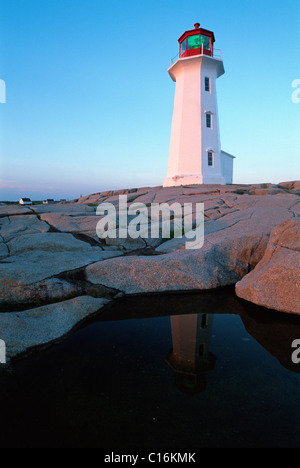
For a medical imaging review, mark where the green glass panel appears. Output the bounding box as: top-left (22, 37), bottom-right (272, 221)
top-left (181, 38), bottom-right (187, 54)
top-left (200, 35), bottom-right (211, 50)
top-left (187, 35), bottom-right (200, 50)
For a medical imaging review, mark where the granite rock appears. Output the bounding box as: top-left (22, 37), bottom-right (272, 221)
top-left (0, 296), bottom-right (109, 360)
top-left (236, 219), bottom-right (300, 314)
top-left (0, 182), bottom-right (299, 361)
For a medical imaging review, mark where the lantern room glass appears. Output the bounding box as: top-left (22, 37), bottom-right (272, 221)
top-left (200, 35), bottom-right (211, 50)
top-left (179, 31), bottom-right (213, 57)
top-left (187, 35), bottom-right (200, 50)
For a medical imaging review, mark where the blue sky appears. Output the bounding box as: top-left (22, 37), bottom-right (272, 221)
top-left (0, 0), bottom-right (299, 200)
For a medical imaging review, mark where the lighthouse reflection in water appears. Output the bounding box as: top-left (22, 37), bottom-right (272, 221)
top-left (166, 313), bottom-right (216, 395)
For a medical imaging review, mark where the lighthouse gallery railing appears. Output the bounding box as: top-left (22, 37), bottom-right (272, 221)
top-left (170, 47), bottom-right (222, 66)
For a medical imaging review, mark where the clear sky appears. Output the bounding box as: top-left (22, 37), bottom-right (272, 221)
top-left (0, 0), bottom-right (299, 201)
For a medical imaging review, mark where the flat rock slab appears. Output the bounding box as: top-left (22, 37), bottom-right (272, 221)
top-left (0, 277), bottom-right (83, 308)
top-left (0, 296), bottom-right (109, 360)
top-left (0, 214), bottom-right (50, 244)
top-left (40, 212), bottom-right (99, 236)
top-left (0, 205), bottom-right (32, 217)
top-left (86, 230), bottom-right (266, 294)
top-left (6, 231), bottom-right (99, 256)
top-left (0, 232), bottom-right (122, 304)
top-left (30, 203), bottom-right (96, 215)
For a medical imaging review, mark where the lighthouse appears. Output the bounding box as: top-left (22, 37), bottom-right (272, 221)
top-left (163, 23), bottom-right (235, 187)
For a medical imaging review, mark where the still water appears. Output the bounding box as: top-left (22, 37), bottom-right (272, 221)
top-left (1, 288), bottom-right (300, 448)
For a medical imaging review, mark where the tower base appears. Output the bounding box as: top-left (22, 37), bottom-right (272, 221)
top-left (163, 174), bottom-right (226, 187)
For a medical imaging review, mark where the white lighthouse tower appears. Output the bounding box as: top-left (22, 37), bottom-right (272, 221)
top-left (163, 23), bottom-right (234, 187)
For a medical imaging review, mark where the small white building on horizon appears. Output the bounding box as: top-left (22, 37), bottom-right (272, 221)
top-left (163, 23), bottom-right (235, 187)
top-left (43, 199), bottom-right (56, 205)
top-left (19, 197), bottom-right (32, 205)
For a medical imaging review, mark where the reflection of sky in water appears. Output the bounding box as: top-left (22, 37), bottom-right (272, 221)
top-left (1, 291), bottom-right (300, 448)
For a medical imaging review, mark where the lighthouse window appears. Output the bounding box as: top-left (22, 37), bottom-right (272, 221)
top-left (200, 34), bottom-right (211, 50)
top-left (205, 77), bottom-right (210, 92)
top-left (187, 34), bottom-right (200, 50)
top-left (207, 151), bottom-right (214, 166)
top-left (208, 151), bottom-right (213, 166)
top-left (206, 113), bottom-right (212, 128)
top-left (181, 39), bottom-right (187, 55)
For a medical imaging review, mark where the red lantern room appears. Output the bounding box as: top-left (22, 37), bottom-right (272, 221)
top-left (178, 23), bottom-right (215, 58)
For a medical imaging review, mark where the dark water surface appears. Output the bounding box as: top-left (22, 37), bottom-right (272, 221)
top-left (1, 289), bottom-right (300, 448)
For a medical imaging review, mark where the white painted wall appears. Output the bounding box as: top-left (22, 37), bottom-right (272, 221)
top-left (220, 151), bottom-right (235, 184)
top-left (163, 54), bottom-right (228, 187)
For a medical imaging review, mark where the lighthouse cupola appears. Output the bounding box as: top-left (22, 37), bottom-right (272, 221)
top-left (178, 23), bottom-right (215, 59)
